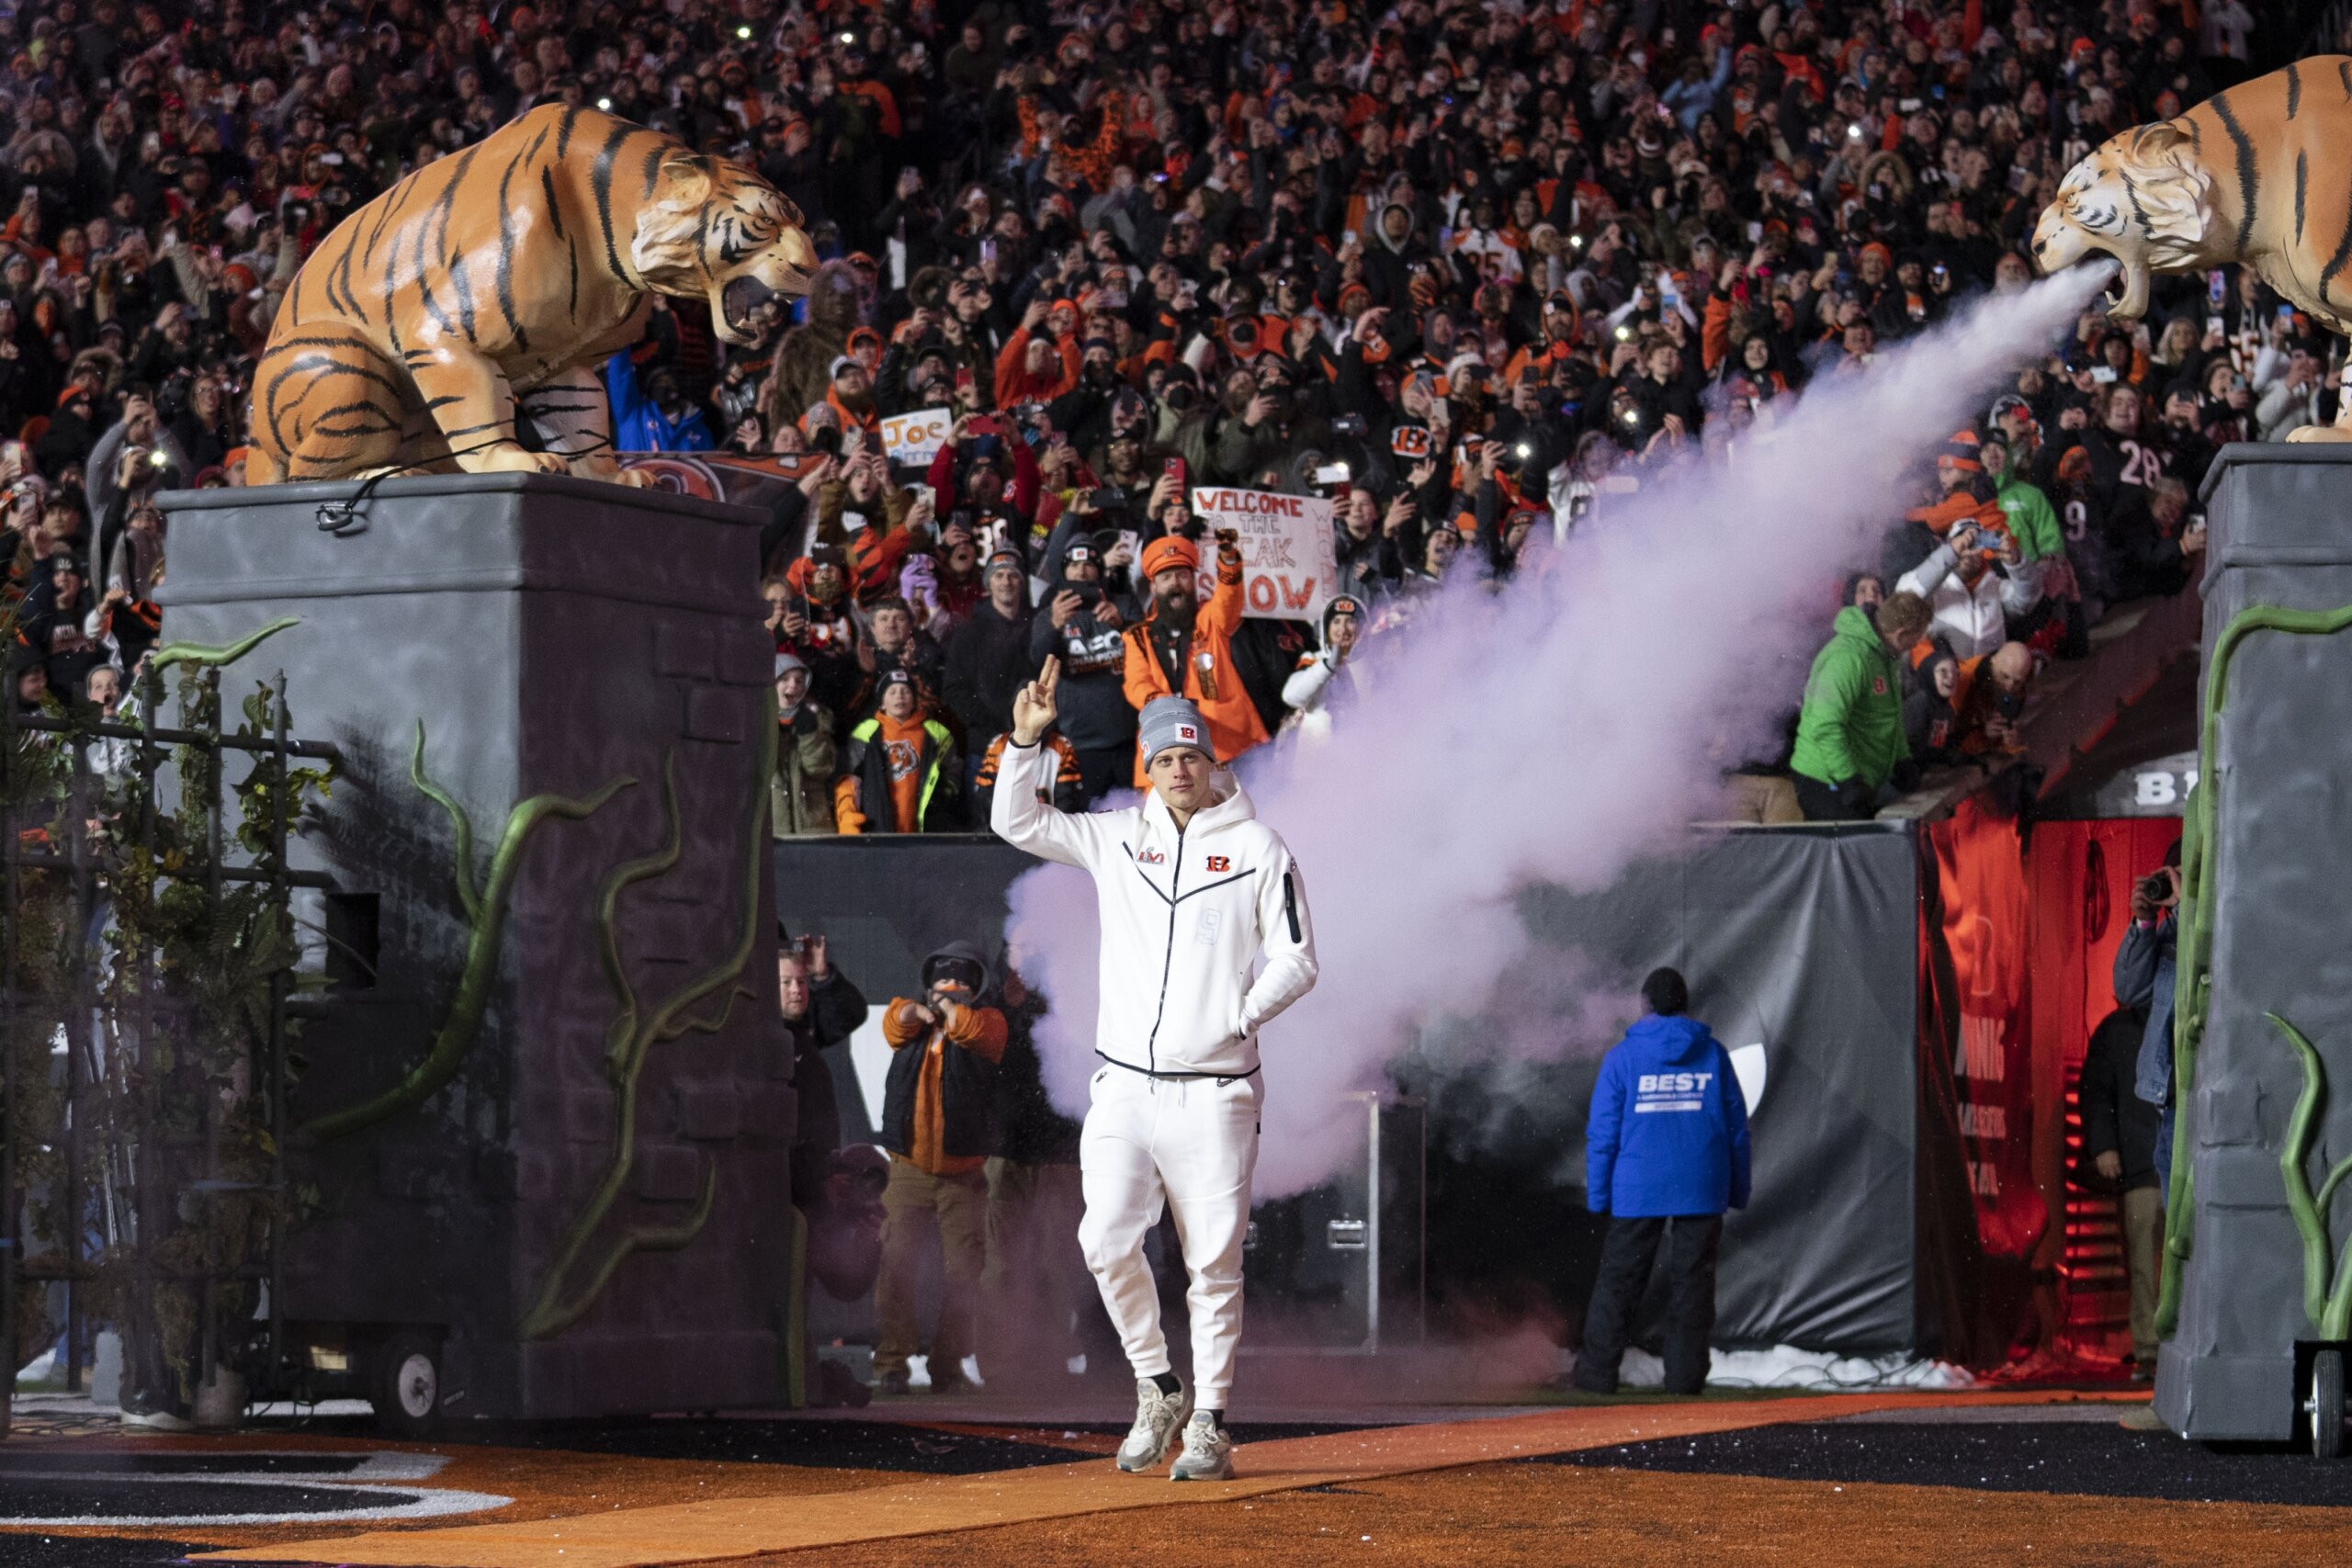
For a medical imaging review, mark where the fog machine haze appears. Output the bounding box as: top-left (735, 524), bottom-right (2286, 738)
top-left (1007, 263), bottom-right (2114, 1198)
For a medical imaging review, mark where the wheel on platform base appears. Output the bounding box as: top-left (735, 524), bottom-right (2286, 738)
top-left (2310, 1348), bottom-right (2345, 1460)
top-left (371, 1331), bottom-right (444, 1438)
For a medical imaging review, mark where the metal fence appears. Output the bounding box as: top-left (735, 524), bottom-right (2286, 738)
top-left (1, 658), bottom-right (336, 1418)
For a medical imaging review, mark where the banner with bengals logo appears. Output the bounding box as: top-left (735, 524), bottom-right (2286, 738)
top-left (1187, 486), bottom-right (1340, 624)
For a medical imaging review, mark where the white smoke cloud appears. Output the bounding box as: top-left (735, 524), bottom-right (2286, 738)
top-left (1006, 266), bottom-right (2111, 1197)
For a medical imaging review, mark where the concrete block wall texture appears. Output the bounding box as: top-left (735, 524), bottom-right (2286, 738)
top-left (156, 475), bottom-right (790, 1418)
top-left (2164, 447), bottom-right (2352, 1439)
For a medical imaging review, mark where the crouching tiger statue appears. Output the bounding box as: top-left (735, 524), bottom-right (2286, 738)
top-left (248, 104), bottom-right (817, 485)
top-left (2034, 58), bottom-right (2352, 442)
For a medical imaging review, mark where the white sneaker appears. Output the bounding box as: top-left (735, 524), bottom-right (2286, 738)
top-left (1115, 1379), bottom-right (1191, 1472)
top-left (1169, 1411), bottom-right (1234, 1481)
top-left (119, 1406), bottom-right (194, 1432)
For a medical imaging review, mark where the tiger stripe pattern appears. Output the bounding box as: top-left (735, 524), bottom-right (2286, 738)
top-left (249, 104), bottom-right (817, 486)
top-left (2032, 56), bottom-right (2352, 440)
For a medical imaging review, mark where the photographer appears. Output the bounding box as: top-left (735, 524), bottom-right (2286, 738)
top-left (874, 942), bottom-right (1008, 1395)
top-left (2115, 841), bottom-right (2184, 1200)
top-left (780, 931), bottom-right (881, 1407)
top-left (167, 373), bottom-right (237, 472)
top-left (1030, 536), bottom-right (1139, 802)
top-left (780, 932), bottom-right (871, 1211)
top-left (925, 412), bottom-right (1043, 547)
top-left (85, 390), bottom-right (190, 528)
top-left (1895, 515), bottom-right (2041, 661)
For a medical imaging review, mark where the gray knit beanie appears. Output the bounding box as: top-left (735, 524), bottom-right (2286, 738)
top-left (1138, 695), bottom-right (1216, 770)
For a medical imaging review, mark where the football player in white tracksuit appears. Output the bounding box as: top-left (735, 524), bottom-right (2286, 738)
top-left (992, 660), bottom-right (1318, 1483)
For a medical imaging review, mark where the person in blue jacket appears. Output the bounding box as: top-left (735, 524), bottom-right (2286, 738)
top-left (1572, 966), bottom-right (1751, 1397)
top-left (604, 350), bottom-right (716, 453)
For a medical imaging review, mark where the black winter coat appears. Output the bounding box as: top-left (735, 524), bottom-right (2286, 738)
top-left (788, 967), bottom-right (872, 1206)
top-left (881, 1010), bottom-right (1003, 1163)
top-left (944, 603), bottom-right (1035, 749)
top-left (993, 994), bottom-right (1080, 1165)
top-left (2078, 1004), bottom-right (2161, 1192)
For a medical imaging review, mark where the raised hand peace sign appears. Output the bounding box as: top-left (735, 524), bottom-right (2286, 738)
top-left (1012, 656), bottom-right (1061, 747)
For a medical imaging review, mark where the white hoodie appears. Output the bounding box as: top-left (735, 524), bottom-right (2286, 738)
top-left (992, 741), bottom-right (1318, 1077)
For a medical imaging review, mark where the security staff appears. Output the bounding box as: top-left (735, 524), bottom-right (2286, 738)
top-left (992, 660), bottom-right (1318, 1482)
top-left (1574, 967), bottom-right (1751, 1397)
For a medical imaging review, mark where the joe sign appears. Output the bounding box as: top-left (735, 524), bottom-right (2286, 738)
top-left (880, 407), bottom-right (953, 468)
top-left (1187, 486), bottom-right (1340, 623)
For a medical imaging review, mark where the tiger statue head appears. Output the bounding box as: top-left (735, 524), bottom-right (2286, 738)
top-left (632, 152), bottom-right (820, 345)
top-left (2032, 122), bottom-right (2214, 320)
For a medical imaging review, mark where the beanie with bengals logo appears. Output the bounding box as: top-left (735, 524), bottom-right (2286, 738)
top-left (1138, 695), bottom-right (1216, 770)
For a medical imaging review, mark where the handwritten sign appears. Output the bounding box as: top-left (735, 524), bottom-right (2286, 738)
top-left (1188, 486), bottom-right (1339, 623)
top-left (880, 407), bottom-right (953, 468)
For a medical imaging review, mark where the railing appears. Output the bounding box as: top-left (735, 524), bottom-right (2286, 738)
top-left (0, 658), bottom-right (337, 1416)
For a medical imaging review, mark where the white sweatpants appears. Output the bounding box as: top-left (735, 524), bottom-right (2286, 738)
top-left (1075, 1063), bottom-right (1262, 1407)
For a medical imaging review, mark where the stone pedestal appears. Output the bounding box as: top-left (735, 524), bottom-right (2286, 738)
top-left (2162, 446), bottom-right (2352, 1439)
top-left (157, 474), bottom-right (789, 1418)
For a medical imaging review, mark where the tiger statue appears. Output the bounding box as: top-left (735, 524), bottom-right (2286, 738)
top-left (2033, 58), bottom-right (2352, 442)
top-left (248, 105), bottom-right (817, 485)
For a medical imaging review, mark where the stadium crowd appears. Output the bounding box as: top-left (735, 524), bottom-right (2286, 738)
top-left (0, 0), bottom-right (2319, 822)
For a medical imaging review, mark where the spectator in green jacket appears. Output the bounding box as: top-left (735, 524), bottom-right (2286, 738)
top-left (1984, 435), bottom-right (2064, 564)
top-left (771, 653), bottom-right (840, 837)
top-left (1789, 592), bottom-right (1933, 822)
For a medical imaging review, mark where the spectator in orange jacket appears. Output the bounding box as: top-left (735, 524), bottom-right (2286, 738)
top-left (1119, 531), bottom-right (1269, 784)
top-left (834, 671), bottom-right (960, 833)
top-left (875, 942), bottom-right (1008, 1394)
top-left (995, 297), bottom-right (1082, 410)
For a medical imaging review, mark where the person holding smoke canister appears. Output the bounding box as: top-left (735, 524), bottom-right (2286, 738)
top-left (991, 660), bottom-right (1318, 1482)
top-left (1574, 967), bottom-right (1751, 1397)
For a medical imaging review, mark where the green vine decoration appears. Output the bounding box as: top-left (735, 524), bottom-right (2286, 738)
top-left (2158, 603), bottom-right (2352, 1338)
top-left (148, 615), bottom-right (301, 676)
top-left (2267, 1014), bottom-right (2352, 1340)
top-left (516, 694), bottom-right (775, 1340)
top-left (297, 723), bottom-right (635, 1142)
top-left (407, 719), bottom-right (481, 924)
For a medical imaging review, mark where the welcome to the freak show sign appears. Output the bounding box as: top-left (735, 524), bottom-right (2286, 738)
top-left (1187, 485), bottom-right (1341, 623)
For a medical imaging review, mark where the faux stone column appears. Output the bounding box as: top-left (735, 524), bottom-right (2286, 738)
top-left (157, 474), bottom-right (790, 1417)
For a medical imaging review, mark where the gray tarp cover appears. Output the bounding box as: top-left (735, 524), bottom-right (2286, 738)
top-left (778, 824), bottom-right (1946, 1355)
